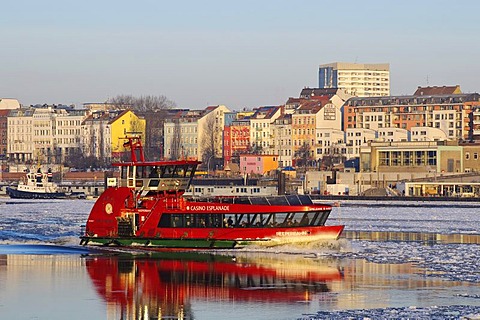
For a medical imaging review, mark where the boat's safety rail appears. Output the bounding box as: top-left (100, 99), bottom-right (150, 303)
top-left (187, 194), bottom-right (315, 206)
top-left (119, 177), bottom-right (191, 193)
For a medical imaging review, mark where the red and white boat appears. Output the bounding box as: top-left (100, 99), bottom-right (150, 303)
top-left (80, 136), bottom-right (344, 248)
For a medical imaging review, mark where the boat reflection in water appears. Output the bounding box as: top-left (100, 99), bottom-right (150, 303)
top-left (85, 251), bottom-right (343, 319)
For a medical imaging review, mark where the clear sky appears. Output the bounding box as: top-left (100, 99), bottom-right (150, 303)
top-left (1, 0), bottom-right (479, 110)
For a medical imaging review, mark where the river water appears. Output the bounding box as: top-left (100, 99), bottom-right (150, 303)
top-left (0, 198), bottom-right (479, 319)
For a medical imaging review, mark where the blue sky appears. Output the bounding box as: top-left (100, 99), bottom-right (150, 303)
top-left (1, 0), bottom-right (479, 109)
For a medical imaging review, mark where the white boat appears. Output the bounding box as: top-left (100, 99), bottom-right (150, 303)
top-left (6, 168), bottom-right (86, 199)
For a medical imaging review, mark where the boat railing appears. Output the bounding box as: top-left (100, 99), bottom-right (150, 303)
top-left (187, 194), bottom-right (314, 206)
top-left (119, 177), bottom-right (191, 193)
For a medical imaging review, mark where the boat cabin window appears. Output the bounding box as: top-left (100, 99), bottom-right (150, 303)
top-left (157, 210), bottom-right (330, 229)
top-left (148, 164), bottom-right (197, 179)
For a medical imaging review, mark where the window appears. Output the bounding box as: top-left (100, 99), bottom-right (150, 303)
top-left (466, 152), bottom-right (470, 160)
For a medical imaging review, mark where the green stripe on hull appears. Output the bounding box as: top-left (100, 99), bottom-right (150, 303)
top-left (80, 237), bottom-right (236, 249)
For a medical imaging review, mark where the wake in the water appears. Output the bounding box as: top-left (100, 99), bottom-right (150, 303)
top-left (235, 238), bottom-right (351, 255)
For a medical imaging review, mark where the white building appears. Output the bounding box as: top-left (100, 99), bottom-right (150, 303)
top-left (315, 128), bottom-right (345, 160)
top-left (7, 108), bottom-right (34, 162)
top-left (272, 114), bottom-right (292, 167)
top-left (345, 128), bottom-right (377, 158)
top-left (376, 128), bottom-right (409, 142)
top-left (411, 126), bottom-right (449, 141)
top-left (319, 62), bottom-right (390, 97)
top-left (8, 106), bottom-right (87, 163)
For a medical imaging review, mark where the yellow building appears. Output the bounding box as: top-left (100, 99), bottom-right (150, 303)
top-left (110, 110), bottom-right (146, 158)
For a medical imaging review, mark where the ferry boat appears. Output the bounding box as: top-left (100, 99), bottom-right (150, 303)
top-left (6, 168), bottom-right (86, 199)
top-left (80, 136), bottom-right (344, 248)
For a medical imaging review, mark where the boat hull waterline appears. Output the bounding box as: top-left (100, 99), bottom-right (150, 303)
top-left (6, 186), bottom-right (86, 199)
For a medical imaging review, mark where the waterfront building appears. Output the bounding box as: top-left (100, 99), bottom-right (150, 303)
top-left (223, 119), bottom-right (250, 167)
top-left (0, 110), bottom-right (9, 159)
top-left (343, 93), bottom-right (480, 140)
top-left (249, 106), bottom-right (282, 155)
top-left (7, 108), bottom-right (33, 163)
top-left (163, 110), bottom-right (201, 161)
top-left (53, 108), bottom-right (86, 163)
top-left (359, 140), bottom-right (465, 174)
top-left (272, 113), bottom-right (292, 168)
top-left (318, 62), bottom-right (390, 97)
top-left (344, 128), bottom-right (376, 159)
top-left (315, 128), bottom-right (345, 162)
top-left (292, 100), bottom-right (323, 162)
top-left (239, 154), bottom-right (278, 176)
top-left (8, 105), bottom-right (87, 164)
top-left (196, 105), bottom-right (230, 162)
top-left (81, 109), bottom-right (145, 162)
top-left (461, 141), bottom-right (480, 172)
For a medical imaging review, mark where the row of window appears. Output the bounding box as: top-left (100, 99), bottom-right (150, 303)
top-left (158, 211), bottom-right (329, 229)
top-left (465, 153), bottom-right (479, 160)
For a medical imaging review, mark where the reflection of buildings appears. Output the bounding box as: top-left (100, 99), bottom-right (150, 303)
top-left (86, 252), bottom-right (343, 320)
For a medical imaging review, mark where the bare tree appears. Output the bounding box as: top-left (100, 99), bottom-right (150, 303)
top-left (295, 142), bottom-right (311, 167)
top-left (201, 115), bottom-right (216, 170)
top-left (170, 120), bottom-right (182, 160)
top-left (107, 94), bottom-right (176, 112)
top-left (107, 95), bottom-right (176, 160)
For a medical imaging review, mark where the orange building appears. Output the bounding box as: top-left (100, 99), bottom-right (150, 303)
top-left (343, 92), bottom-right (480, 141)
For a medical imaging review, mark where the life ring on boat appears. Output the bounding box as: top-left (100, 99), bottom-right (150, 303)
top-left (105, 203), bottom-right (113, 214)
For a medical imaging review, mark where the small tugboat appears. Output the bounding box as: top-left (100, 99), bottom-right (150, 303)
top-left (80, 136), bottom-right (344, 248)
top-left (6, 168), bottom-right (86, 199)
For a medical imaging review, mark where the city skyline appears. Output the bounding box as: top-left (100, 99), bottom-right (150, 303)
top-left (2, 0), bottom-right (479, 110)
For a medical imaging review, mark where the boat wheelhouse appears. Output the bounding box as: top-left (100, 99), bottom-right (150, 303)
top-left (80, 136), bottom-right (344, 248)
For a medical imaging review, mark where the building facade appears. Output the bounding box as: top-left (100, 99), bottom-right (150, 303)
top-left (319, 62), bottom-right (390, 97)
top-left (343, 93), bottom-right (480, 140)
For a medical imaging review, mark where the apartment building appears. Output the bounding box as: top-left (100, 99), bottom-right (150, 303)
top-left (249, 106), bottom-right (282, 155)
top-left (343, 93), bottom-right (480, 140)
top-left (163, 110), bottom-right (201, 161)
top-left (272, 113), bottom-right (292, 168)
top-left (345, 128), bottom-right (377, 158)
top-left (224, 119), bottom-right (250, 167)
top-left (8, 106), bottom-right (87, 164)
top-left (82, 109), bottom-right (145, 162)
top-left (196, 105), bottom-right (230, 162)
top-left (319, 62), bottom-right (390, 97)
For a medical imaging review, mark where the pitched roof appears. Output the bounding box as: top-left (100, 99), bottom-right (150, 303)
top-left (299, 87), bottom-right (339, 99)
top-left (414, 85), bottom-right (461, 96)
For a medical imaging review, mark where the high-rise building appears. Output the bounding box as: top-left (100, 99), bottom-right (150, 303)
top-left (319, 62), bottom-right (390, 97)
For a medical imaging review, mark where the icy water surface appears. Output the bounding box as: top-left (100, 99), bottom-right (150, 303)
top-left (0, 198), bottom-right (479, 319)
